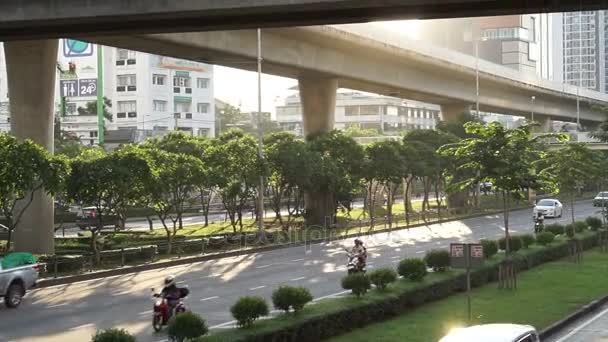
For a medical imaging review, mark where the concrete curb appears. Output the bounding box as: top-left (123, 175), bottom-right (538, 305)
top-left (539, 294), bottom-right (608, 340)
top-left (37, 205), bottom-right (534, 288)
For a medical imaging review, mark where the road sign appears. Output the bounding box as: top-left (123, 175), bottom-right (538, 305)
top-left (63, 39), bottom-right (94, 57)
top-left (79, 79), bottom-right (98, 96)
top-left (60, 80), bottom-right (78, 97)
top-left (450, 242), bottom-right (485, 324)
top-left (60, 79), bottom-right (97, 97)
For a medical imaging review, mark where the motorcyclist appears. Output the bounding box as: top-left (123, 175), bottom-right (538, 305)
top-left (159, 275), bottom-right (183, 319)
top-left (534, 212), bottom-right (545, 233)
top-left (350, 239), bottom-right (367, 271)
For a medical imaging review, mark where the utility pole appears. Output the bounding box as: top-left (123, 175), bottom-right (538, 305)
top-left (96, 45), bottom-right (105, 145)
top-left (256, 28), bottom-right (265, 235)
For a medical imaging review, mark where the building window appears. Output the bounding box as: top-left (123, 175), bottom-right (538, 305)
top-left (128, 112), bottom-right (137, 118)
top-left (89, 131), bottom-right (98, 138)
top-left (530, 16), bottom-right (536, 42)
top-left (198, 128), bottom-right (209, 137)
top-left (344, 106), bottom-right (359, 116)
top-left (117, 112), bottom-right (126, 119)
top-left (117, 49), bottom-right (136, 60)
top-left (117, 74), bottom-right (137, 91)
top-left (185, 113), bottom-right (193, 119)
top-left (117, 101), bottom-right (137, 113)
top-left (174, 102), bottom-right (191, 113)
top-left (197, 78), bottom-right (209, 89)
top-left (152, 74), bottom-right (166, 86)
top-left (360, 105), bottom-right (380, 115)
top-left (173, 76), bottom-right (191, 87)
top-left (197, 103), bottom-right (209, 114)
top-left (153, 100), bottom-right (167, 112)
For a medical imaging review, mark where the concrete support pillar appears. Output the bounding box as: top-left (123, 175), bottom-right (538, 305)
top-left (298, 77), bottom-right (338, 226)
top-left (5, 39), bottom-right (58, 254)
top-left (440, 103), bottom-right (471, 122)
top-left (299, 77), bottom-right (337, 137)
top-left (535, 116), bottom-right (554, 132)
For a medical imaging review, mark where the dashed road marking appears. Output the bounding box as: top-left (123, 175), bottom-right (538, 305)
top-left (291, 258), bottom-right (305, 262)
top-left (249, 285), bottom-right (266, 291)
top-left (256, 264), bottom-right (274, 269)
top-left (200, 296), bottom-right (219, 302)
top-left (290, 277), bottom-right (306, 281)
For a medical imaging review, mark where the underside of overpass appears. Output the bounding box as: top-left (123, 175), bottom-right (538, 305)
top-left (2, 1), bottom-right (608, 40)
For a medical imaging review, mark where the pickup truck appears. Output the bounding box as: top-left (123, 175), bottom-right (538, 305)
top-left (0, 259), bottom-right (39, 308)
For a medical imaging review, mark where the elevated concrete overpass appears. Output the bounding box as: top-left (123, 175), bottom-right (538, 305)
top-left (89, 24), bottom-right (608, 130)
top-left (2, 0), bottom-right (608, 40)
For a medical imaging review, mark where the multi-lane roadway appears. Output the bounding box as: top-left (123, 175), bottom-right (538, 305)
top-left (1, 200), bottom-right (599, 342)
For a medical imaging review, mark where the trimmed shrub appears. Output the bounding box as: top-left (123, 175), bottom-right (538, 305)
top-left (167, 312), bottom-right (208, 342)
top-left (91, 329), bottom-right (136, 342)
top-left (272, 286), bottom-right (313, 313)
top-left (398, 258), bottom-right (428, 281)
top-left (424, 249), bottom-right (450, 272)
top-left (545, 223), bottom-right (565, 236)
top-left (498, 236), bottom-right (523, 252)
top-left (480, 239), bottom-right (498, 259)
top-left (565, 224), bottom-right (576, 238)
top-left (520, 234), bottom-right (536, 248)
top-left (536, 231), bottom-right (555, 246)
top-left (369, 268), bottom-right (398, 290)
top-left (230, 296), bottom-right (269, 328)
top-left (574, 221), bottom-right (588, 233)
top-left (341, 273), bottom-right (371, 297)
top-left (586, 216), bottom-right (603, 231)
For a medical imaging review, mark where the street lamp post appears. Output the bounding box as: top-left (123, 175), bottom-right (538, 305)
top-left (530, 96), bottom-right (536, 123)
top-left (256, 28), bottom-right (265, 236)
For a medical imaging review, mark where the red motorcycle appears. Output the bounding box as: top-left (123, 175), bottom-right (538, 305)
top-left (151, 287), bottom-right (189, 332)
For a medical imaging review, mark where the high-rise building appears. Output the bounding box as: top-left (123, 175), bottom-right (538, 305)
top-left (419, 15), bottom-right (543, 76)
top-left (0, 44), bottom-right (8, 133)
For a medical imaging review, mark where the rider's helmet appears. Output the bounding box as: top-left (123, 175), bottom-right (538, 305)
top-left (164, 275), bottom-right (176, 287)
top-left (354, 238), bottom-right (363, 246)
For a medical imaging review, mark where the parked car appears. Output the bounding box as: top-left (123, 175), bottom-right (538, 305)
top-left (439, 324), bottom-right (539, 342)
top-left (593, 191), bottom-right (608, 207)
top-left (533, 198), bottom-right (563, 219)
top-left (75, 207), bottom-right (118, 230)
top-left (0, 254), bottom-right (39, 308)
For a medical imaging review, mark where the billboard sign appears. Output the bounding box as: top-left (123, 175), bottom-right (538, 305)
top-left (63, 39), bottom-right (94, 57)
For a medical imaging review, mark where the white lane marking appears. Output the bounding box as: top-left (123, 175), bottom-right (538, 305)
top-left (415, 250), bottom-right (425, 254)
top-left (139, 309), bottom-right (153, 315)
top-left (554, 307), bottom-right (608, 342)
top-left (256, 264), bottom-right (274, 269)
top-left (249, 285), bottom-right (266, 291)
top-left (177, 280), bottom-right (185, 284)
top-left (200, 296), bottom-right (219, 302)
top-left (210, 320), bottom-right (237, 329)
top-left (46, 303), bottom-right (68, 309)
top-left (291, 258), bottom-right (305, 262)
top-left (312, 290), bottom-right (351, 302)
top-left (290, 277), bottom-right (306, 281)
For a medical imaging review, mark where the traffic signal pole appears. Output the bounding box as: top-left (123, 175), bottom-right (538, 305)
top-left (96, 45), bottom-right (104, 145)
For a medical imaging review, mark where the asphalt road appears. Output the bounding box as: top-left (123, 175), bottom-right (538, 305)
top-left (547, 304), bottom-right (608, 342)
top-left (2, 200), bottom-right (598, 342)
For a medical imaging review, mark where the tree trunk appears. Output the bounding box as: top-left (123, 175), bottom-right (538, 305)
top-left (304, 191), bottom-right (335, 228)
top-left (6, 225), bottom-right (13, 252)
top-left (435, 177), bottom-right (442, 220)
top-left (404, 177), bottom-right (413, 225)
top-left (146, 215), bottom-right (154, 231)
top-left (368, 181), bottom-right (375, 229)
top-left (503, 191), bottom-right (510, 256)
top-left (386, 183), bottom-right (394, 228)
top-left (571, 191), bottom-right (575, 224)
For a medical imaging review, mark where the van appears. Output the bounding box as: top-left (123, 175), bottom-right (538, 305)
top-left (439, 324), bottom-right (539, 342)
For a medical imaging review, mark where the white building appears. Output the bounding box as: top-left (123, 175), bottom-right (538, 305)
top-left (276, 90), bottom-right (441, 136)
top-left (0, 40), bottom-right (215, 145)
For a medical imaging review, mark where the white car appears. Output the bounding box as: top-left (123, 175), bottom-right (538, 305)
top-left (439, 324), bottom-right (539, 342)
top-left (533, 199), bottom-right (563, 218)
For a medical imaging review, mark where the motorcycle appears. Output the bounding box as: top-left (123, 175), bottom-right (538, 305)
top-left (151, 287), bottom-right (189, 332)
top-left (534, 220), bottom-right (544, 234)
top-left (345, 249), bottom-right (366, 274)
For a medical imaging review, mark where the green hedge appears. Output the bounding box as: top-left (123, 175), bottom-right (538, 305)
top-left (204, 231), bottom-right (599, 342)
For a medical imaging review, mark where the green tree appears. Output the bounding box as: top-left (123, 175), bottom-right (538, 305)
top-left (436, 112), bottom-right (483, 139)
top-left (439, 122), bottom-right (548, 260)
top-left (264, 132), bottom-right (312, 227)
top-left (539, 143), bottom-right (598, 223)
top-left (0, 134), bottom-right (68, 251)
top-left (305, 130), bottom-right (365, 226)
top-left (77, 97), bottom-right (113, 122)
top-left (363, 140), bottom-right (404, 228)
top-left (208, 130), bottom-right (264, 232)
top-left (67, 149), bottom-right (151, 261)
top-left (143, 149), bottom-right (204, 254)
top-left (343, 125), bottom-right (380, 138)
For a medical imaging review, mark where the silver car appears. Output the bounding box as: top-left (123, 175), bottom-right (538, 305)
top-left (0, 259), bottom-right (39, 308)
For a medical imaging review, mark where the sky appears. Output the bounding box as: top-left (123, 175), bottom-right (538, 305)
top-left (213, 21), bottom-right (422, 117)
